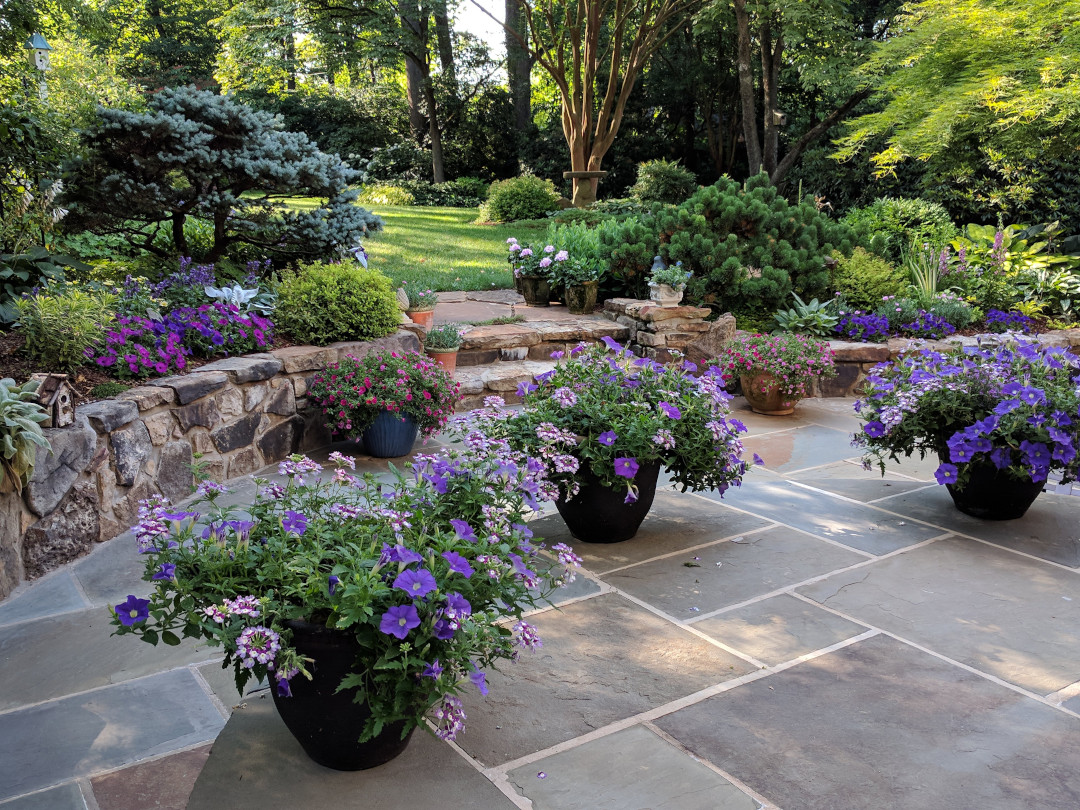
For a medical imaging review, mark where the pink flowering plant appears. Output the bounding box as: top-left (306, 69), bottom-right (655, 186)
top-left (505, 237), bottom-right (552, 279)
top-left (475, 339), bottom-right (751, 504)
top-left (109, 441), bottom-right (583, 743)
top-left (716, 332), bottom-right (836, 400)
top-left (308, 348), bottom-right (461, 439)
top-left (854, 338), bottom-right (1080, 489)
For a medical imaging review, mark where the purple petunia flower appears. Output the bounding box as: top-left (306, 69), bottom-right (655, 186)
top-left (1020, 440), bottom-right (1051, 467)
top-left (328, 575), bottom-right (340, 596)
top-left (729, 419), bottom-right (747, 433)
top-left (469, 667), bottom-right (489, 696)
top-left (516, 381), bottom-right (538, 397)
top-left (597, 431), bottom-right (617, 446)
top-left (393, 568), bottom-right (438, 598)
top-left (753, 453), bottom-right (765, 466)
top-left (1019, 387), bottom-right (1047, 406)
top-left (423, 660), bottom-right (444, 678)
top-left (115, 595), bottom-right (151, 626)
top-left (614, 457), bottom-right (639, 479)
top-left (442, 551), bottom-right (474, 578)
top-left (380, 605), bottom-right (420, 639)
top-left (989, 447), bottom-right (1012, 470)
top-left (383, 544), bottom-right (423, 564)
top-left (282, 510), bottom-right (308, 535)
top-left (993, 399), bottom-right (1022, 416)
top-left (450, 519), bottom-right (477, 542)
top-left (152, 563), bottom-right (176, 581)
top-left (862, 421), bottom-right (886, 438)
top-left (934, 463), bottom-right (959, 485)
top-left (658, 401), bottom-right (682, 420)
top-left (433, 619), bottom-right (455, 640)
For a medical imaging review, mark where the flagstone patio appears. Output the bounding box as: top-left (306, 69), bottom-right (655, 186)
top-left (2, 397), bottom-right (1079, 809)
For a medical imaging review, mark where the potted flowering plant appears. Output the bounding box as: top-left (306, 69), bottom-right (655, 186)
top-left (547, 249), bottom-right (605, 315)
top-left (423, 323), bottom-right (463, 374)
top-left (854, 338), bottom-right (1080, 519)
top-left (402, 281), bottom-right (439, 328)
top-left (476, 338), bottom-right (751, 542)
top-left (110, 447), bottom-right (583, 770)
top-left (716, 333), bottom-right (836, 415)
top-left (506, 238), bottom-right (552, 307)
top-left (647, 259), bottom-right (691, 307)
top-left (308, 348), bottom-right (461, 458)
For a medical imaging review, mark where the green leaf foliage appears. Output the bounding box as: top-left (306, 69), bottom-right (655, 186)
top-left (831, 247), bottom-right (908, 310)
top-left (16, 282), bottom-right (117, 372)
top-left (650, 174), bottom-right (862, 317)
top-left (0, 377), bottom-right (51, 494)
top-left (274, 262), bottom-right (401, 345)
top-left (630, 159), bottom-right (698, 205)
top-left (480, 176), bottom-right (560, 223)
top-left (842, 197), bottom-right (959, 264)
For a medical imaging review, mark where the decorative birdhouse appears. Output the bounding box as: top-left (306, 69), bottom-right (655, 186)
top-left (30, 373), bottom-right (74, 428)
top-left (25, 33), bottom-right (52, 72)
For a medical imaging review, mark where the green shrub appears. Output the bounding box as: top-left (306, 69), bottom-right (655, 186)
top-left (842, 197), bottom-right (959, 264)
top-left (275, 262), bottom-right (400, 345)
top-left (90, 381), bottom-right (131, 399)
top-left (590, 198), bottom-right (652, 218)
top-left (596, 216), bottom-right (660, 299)
top-left (630, 159), bottom-right (698, 205)
top-left (16, 282), bottom-right (116, 371)
top-left (656, 174), bottom-right (861, 318)
top-left (357, 184), bottom-right (416, 207)
top-left (549, 208), bottom-right (612, 227)
top-left (480, 175), bottom-right (559, 222)
top-left (831, 248), bottom-right (908, 310)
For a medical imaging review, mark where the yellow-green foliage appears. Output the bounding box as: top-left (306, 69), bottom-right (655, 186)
top-left (16, 283), bottom-right (117, 371)
top-left (831, 248), bottom-right (908, 310)
top-left (275, 262), bottom-right (400, 345)
top-left (0, 378), bottom-right (51, 494)
top-left (480, 176), bottom-right (559, 223)
top-left (654, 174), bottom-right (862, 317)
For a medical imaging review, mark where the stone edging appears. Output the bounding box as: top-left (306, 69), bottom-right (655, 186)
top-left (0, 331), bottom-right (419, 600)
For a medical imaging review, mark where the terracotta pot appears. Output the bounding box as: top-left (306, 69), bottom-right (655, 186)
top-left (565, 281), bottom-right (599, 315)
top-left (740, 372), bottom-right (798, 415)
top-left (519, 276), bottom-right (551, 307)
top-left (408, 308), bottom-right (435, 329)
top-left (425, 348), bottom-right (458, 375)
top-left (555, 459), bottom-right (662, 543)
top-left (272, 620), bottom-right (413, 770)
top-left (648, 283), bottom-right (684, 308)
top-left (939, 455), bottom-right (1045, 520)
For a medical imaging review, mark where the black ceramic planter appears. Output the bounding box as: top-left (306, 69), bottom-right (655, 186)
top-left (944, 461), bottom-right (1045, 520)
top-left (555, 460), bottom-right (662, 543)
top-left (361, 411), bottom-right (418, 458)
top-left (272, 621), bottom-right (413, 771)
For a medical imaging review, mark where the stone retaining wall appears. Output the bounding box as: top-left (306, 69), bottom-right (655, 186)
top-left (0, 331), bottom-right (419, 600)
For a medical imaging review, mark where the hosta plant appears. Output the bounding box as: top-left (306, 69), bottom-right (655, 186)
top-left (0, 378), bottom-right (51, 493)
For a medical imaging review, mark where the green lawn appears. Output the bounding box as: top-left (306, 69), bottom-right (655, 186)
top-left (284, 200), bottom-right (549, 291)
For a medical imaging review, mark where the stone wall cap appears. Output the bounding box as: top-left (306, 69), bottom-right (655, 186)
top-left (155, 371), bottom-right (230, 405)
top-left (116, 386), bottom-right (175, 411)
top-left (827, 341), bottom-right (892, 362)
top-left (76, 399), bottom-right (139, 432)
top-left (196, 355), bottom-right (284, 383)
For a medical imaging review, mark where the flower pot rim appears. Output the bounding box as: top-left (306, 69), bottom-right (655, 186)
top-left (407, 306), bottom-right (436, 313)
top-left (425, 346), bottom-right (459, 354)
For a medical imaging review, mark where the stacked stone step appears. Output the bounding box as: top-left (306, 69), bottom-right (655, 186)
top-left (602, 299), bottom-right (736, 366)
top-left (455, 361), bottom-right (558, 411)
top-left (457, 319), bottom-right (631, 367)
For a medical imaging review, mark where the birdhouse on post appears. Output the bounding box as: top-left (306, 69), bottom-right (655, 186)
top-left (26, 33), bottom-right (52, 71)
top-left (30, 373), bottom-right (75, 428)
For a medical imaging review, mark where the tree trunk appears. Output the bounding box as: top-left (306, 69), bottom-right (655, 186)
top-left (770, 87), bottom-right (873, 185)
top-left (284, 31), bottom-right (297, 92)
top-left (433, 0), bottom-right (456, 86)
top-left (401, 10), bottom-right (428, 143)
top-left (505, 0), bottom-right (531, 133)
top-left (421, 76), bottom-right (446, 182)
top-left (759, 19), bottom-right (783, 176)
top-left (172, 213), bottom-right (189, 258)
top-left (733, 0), bottom-right (762, 175)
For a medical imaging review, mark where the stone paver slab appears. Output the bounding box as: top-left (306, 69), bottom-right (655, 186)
top-left (798, 537), bottom-right (1080, 694)
top-left (70, 534), bottom-right (150, 606)
top-left (693, 594), bottom-right (868, 666)
top-left (91, 744), bottom-right (211, 810)
top-left (0, 572), bottom-right (86, 628)
top-left (607, 527), bottom-right (866, 618)
top-left (529, 492), bottom-right (773, 574)
top-left (186, 694), bottom-right (514, 810)
top-left (740, 425), bottom-right (861, 474)
top-left (789, 461), bottom-right (934, 503)
top-left (0, 782), bottom-right (86, 809)
top-left (712, 477), bottom-right (941, 555)
top-left (507, 725), bottom-right (759, 810)
top-left (455, 593), bottom-right (755, 767)
top-left (0, 669), bottom-right (224, 802)
top-left (871, 486), bottom-right (1080, 567)
top-left (792, 398), bottom-right (863, 433)
top-left (656, 634), bottom-right (1080, 810)
top-left (0, 608), bottom-right (214, 710)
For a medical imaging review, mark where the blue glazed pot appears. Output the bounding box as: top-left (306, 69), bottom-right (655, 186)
top-left (361, 411), bottom-right (418, 458)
